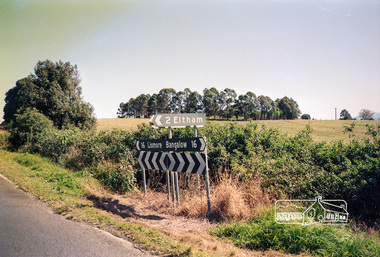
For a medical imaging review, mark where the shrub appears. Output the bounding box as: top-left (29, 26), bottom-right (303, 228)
top-left (213, 208), bottom-right (380, 256)
top-left (8, 108), bottom-right (54, 148)
top-left (93, 161), bottom-right (136, 193)
top-left (0, 133), bottom-right (10, 149)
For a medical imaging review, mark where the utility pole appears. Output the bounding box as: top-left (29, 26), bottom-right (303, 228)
top-left (335, 108), bottom-right (337, 120)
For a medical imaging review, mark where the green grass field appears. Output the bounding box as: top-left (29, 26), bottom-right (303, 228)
top-left (97, 118), bottom-right (380, 143)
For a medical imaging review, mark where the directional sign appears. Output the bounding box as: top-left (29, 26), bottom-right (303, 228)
top-left (138, 151), bottom-right (207, 174)
top-left (136, 137), bottom-right (206, 152)
top-left (150, 113), bottom-right (206, 128)
top-left (138, 151), bottom-right (167, 171)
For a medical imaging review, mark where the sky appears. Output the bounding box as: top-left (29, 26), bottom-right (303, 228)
top-left (1, 0), bottom-right (379, 121)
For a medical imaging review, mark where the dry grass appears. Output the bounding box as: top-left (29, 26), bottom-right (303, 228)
top-left (177, 176), bottom-right (270, 222)
top-left (86, 176), bottom-right (298, 257)
top-left (213, 119), bottom-right (380, 143)
top-left (0, 125), bottom-right (9, 135)
top-left (96, 118), bottom-right (149, 131)
top-left (97, 118), bottom-right (380, 143)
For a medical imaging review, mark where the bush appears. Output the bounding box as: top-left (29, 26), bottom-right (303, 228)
top-left (0, 132), bottom-right (10, 149)
top-left (93, 161), bottom-right (136, 193)
top-left (8, 108), bottom-right (54, 148)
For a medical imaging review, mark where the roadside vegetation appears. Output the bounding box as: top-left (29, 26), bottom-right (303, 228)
top-left (1, 119), bottom-right (379, 256)
top-left (213, 209), bottom-right (380, 256)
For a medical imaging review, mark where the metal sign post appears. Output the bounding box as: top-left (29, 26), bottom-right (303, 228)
top-left (204, 137), bottom-right (211, 213)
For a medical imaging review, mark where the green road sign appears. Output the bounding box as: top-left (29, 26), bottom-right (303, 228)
top-left (150, 113), bottom-right (206, 128)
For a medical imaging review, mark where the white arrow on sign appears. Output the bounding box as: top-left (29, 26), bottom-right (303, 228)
top-left (195, 153), bottom-right (206, 174)
top-left (155, 115), bottom-right (162, 126)
top-left (136, 141), bottom-right (140, 151)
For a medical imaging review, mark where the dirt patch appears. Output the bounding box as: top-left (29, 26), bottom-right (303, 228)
top-left (86, 188), bottom-right (308, 257)
top-left (0, 126), bottom-right (8, 135)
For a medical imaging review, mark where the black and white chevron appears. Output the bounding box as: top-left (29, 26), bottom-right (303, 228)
top-left (138, 151), bottom-right (167, 171)
top-left (138, 151), bottom-right (206, 175)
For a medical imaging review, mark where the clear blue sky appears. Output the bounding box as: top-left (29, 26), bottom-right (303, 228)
top-left (1, 0), bottom-right (379, 121)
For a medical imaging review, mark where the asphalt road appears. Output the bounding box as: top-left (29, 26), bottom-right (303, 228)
top-left (0, 174), bottom-right (152, 257)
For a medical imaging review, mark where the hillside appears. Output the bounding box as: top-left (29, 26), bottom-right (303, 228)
top-left (97, 118), bottom-right (380, 143)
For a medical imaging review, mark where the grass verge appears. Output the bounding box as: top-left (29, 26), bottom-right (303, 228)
top-left (0, 150), bottom-right (204, 256)
top-left (212, 208), bottom-right (380, 257)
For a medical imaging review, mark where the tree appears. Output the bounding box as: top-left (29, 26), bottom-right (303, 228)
top-left (133, 94), bottom-right (150, 117)
top-left (3, 60), bottom-right (95, 130)
top-left (185, 90), bottom-right (203, 113)
top-left (117, 102), bottom-right (133, 118)
top-left (358, 109), bottom-right (374, 120)
top-left (258, 95), bottom-right (277, 120)
top-left (277, 96), bottom-right (301, 119)
top-left (301, 114), bottom-right (311, 120)
top-left (147, 93), bottom-right (159, 116)
top-left (157, 88), bottom-right (176, 113)
top-left (203, 87), bottom-right (219, 119)
top-left (235, 92), bottom-right (260, 120)
top-left (339, 109), bottom-right (352, 120)
top-left (222, 88), bottom-right (237, 120)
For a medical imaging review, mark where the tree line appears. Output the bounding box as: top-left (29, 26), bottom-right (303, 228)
top-left (117, 88), bottom-right (302, 120)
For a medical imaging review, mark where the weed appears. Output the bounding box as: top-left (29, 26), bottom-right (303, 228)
top-left (213, 208), bottom-right (380, 256)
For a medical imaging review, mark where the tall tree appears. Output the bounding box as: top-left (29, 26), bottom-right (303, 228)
top-left (235, 92), bottom-right (260, 120)
top-left (3, 60), bottom-right (95, 129)
top-left (258, 95), bottom-right (277, 120)
top-left (157, 88), bottom-right (176, 113)
top-left (203, 87), bottom-right (219, 119)
top-left (133, 94), bottom-right (150, 117)
top-left (358, 109), bottom-right (374, 120)
top-left (117, 101), bottom-right (135, 118)
top-left (185, 91), bottom-right (203, 113)
top-left (235, 94), bottom-right (250, 120)
top-left (277, 96), bottom-right (301, 119)
top-left (147, 93), bottom-right (159, 116)
top-left (339, 109), bottom-right (352, 120)
top-left (223, 88), bottom-right (237, 120)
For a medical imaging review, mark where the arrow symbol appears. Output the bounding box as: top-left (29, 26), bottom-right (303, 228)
top-left (136, 141), bottom-right (140, 151)
top-left (159, 152), bottom-right (167, 170)
top-left (138, 151), bottom-right (145, 169)
top-left (199, 137), bottom-right (206, 151)
top-left (184, 153), bottom-right (193, 173)
top-left (196, 153), bottom-right (206, 174)
top-left (155, 115), bottom-right (162, 126)
top-left (177, 153), bottom-right (185, 173)
top-left (168, 153), bottom-right (175, 171)
top-left (152, 153), bottom-right (159, 170)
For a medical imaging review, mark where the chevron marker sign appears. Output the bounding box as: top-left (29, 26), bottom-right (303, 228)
top-left (138, 151), bottom-right (207, 174)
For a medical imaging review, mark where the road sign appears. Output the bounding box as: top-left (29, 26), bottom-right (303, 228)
top-left (138, 151), bottom-right (207, 174)
top-left (136, 137), bottom-right (206, 152)
top-left (138, 151), bottom-right (167, 171)
top-left (150, 113), bottom-right (206, 128)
